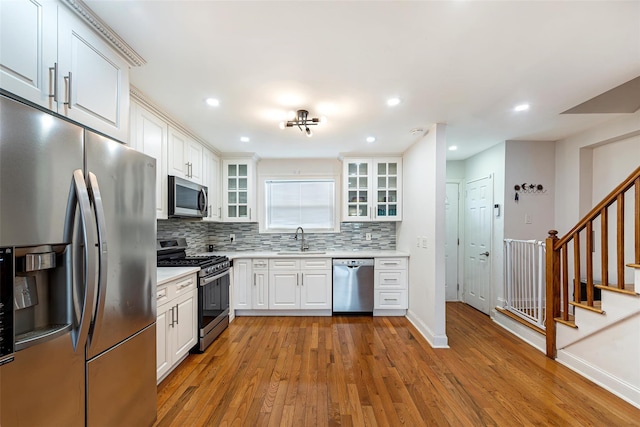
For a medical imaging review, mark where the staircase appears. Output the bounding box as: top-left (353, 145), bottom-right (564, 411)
top-left (545, 166), bottom-right (640, 408)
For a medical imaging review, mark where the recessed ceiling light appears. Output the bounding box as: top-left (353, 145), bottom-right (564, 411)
top-left (387, 97), bottom-right (401, 107)
top-left (240, 136), bottom-right (250, 142)
top-left (366, 136), bottom-right (376, 143)
top-left (448, 146), bottom-right (458, 151)
top-left (206, 98), bottom-right (219, 107)
top-left (514, 103), bottom-right (530, 112)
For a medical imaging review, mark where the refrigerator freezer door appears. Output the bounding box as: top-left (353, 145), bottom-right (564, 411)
top-left (87, 323), bottom-right (157, 427)
top-left (0, 95), bottom-right (84, 247)
top-left (0, 332), bottom-right (84, 426)
top-left (84, 130), bottom-right (156, 358)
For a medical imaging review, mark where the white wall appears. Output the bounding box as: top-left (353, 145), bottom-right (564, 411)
top-left (398, 123), bottom-right (448, 348)
top-left (504, 140), bottom-right (556, 240)
top-left (554, 110), bottom-right (640, 234)
top-left (464, 142), bottom-right (506, 308)
top-left (446, 160), bottom-right (465, 180)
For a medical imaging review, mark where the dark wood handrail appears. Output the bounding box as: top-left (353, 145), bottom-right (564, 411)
top-left (554, 166), bottom-right (640, 248)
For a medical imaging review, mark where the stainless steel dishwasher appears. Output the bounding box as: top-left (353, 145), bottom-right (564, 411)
top-left (332, 258), bottom-right (374, 313)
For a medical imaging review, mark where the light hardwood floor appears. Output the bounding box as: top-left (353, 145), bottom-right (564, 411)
top-left (154, 302), bottom-right (639, 426)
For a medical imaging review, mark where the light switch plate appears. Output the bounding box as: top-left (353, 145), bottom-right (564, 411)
top-left (365, 233), bottom-right (372, 241)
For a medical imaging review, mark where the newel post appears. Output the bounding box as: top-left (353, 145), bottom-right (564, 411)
top-left (545, 230), bottom-right (560, 359)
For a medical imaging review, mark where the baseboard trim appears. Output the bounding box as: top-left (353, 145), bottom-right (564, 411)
top-left (557, 350), bottom-right (640, 410)
top-left (406, 309), bottom-right (449, 348)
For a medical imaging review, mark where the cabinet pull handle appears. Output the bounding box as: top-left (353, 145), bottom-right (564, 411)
top-left (175, 303), bottom-right (179, 324)
top-left (253, 273), bottom-right (256, 286)
top-left (64, 72), bottom-right (72, 108)
top-left (169, 306), bottom-right (175, 327)
top-left (48, 63), bottom-right (58, 102)
top-left (218, 207), bottom-right (221, 218)
top-left (301, 273), bottom-right (304, 286)
top-left (297, 273), bottom-right (300, 286)
top-left (249, 208), bottom-right (252, 221)
top-left (384, 298), bottom-right (398, 302)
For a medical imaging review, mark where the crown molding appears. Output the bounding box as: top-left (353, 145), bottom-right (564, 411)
top-left (60, 0), bottom-right (146, 67)
top-left (130, 86), bottom-right (221, 156)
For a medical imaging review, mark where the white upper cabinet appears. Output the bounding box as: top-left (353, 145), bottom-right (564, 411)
top-left (202, 147), bottom-right (221, 222)
top-left (342, 157), bottom-right (402, 221)
top-left (168, 127), bottom-right (203, 184)
top-left (222, 158), bottom-right (256, 222)
top-left (0, 1), bottom-right (130, 141)
top-left (129, 101), bottom-right (168, 219)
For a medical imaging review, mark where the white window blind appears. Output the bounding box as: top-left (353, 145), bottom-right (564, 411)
top-left (265, 180), bottom-right (335, 231)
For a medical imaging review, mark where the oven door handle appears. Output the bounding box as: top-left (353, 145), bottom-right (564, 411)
top-left (200, 270), bottom-right (229, 286)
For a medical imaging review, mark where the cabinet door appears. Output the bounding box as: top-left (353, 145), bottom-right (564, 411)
top-left (223, 160), bottom-right (254, 222)
top-left (132, 102), bottom-right (168, 219)
top-left (269, 271), bottom-right (299, 309)
top-left (156, 301), bottom-right (172, 382)
top-left (186, 139), bottom-right (203, 184)
top-left (343, 159), bottom-right (372, 221)
top-left (202, 148), bottom-right (221, 221)
top-left (373, 159), bottom-right (402, 221)
top-left (252, 270), bottom-right (269, 309)
top-left (173, 290), bottom-right (197, 360)
top-left (168, 127), bottom-right (188, 179)
top-left (57, 6), bottom-right (129, 141)
top-left (300, 270), bottom-right (332, 309)
top-left (0, 0), bottom-right (57, 109)
top-left (233, 260), bottom-right (251, 309)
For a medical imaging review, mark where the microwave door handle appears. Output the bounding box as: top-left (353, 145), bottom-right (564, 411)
top-left (67, 170), bottom-right (98, 352)
top-left (86, 172), bottom-right (108, 346)
top-left (199, 188), bottom-right (208, 214)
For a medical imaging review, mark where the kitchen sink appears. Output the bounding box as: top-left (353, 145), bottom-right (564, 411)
top-left (276, 251), bottom-right (326, 255)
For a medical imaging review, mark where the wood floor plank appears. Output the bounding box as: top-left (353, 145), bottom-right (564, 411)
top-left (154, 303), bottom-right (640, 426)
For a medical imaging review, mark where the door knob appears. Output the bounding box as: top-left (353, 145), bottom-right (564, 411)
top-left (480, 251), bottom-right (490, 256)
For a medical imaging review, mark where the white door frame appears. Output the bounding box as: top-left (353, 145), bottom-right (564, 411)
top-left (445, 180), bottom-right (461, 301)
top-left (463, 174), bottom-right (493, 314)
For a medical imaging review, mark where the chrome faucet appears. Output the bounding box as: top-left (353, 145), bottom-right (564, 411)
top-left (294, 226), bottom-right (309, 252)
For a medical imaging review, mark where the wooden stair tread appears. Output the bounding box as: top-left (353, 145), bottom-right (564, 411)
top-left (595, 284), bottom-right (638, 296)
top-left (569, 301), bottom-right (604, 314)
top-left (554, 313), bottom-right (577, 328)
top-left (495, 306), bottom-right (546, 335)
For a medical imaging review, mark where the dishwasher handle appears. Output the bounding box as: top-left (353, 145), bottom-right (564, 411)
top-left (332, 258), bottom-right (374, 267)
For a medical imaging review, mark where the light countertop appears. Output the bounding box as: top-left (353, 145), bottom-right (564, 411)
top-left (157, 266), bottom-right (200, 286)
top-left (197, 250), bottom-right (410, 259)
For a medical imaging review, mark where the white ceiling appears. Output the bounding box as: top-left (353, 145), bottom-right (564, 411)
top-left (85, 0), bottom-right (640, 160)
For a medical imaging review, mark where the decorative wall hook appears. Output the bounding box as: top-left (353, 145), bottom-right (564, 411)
top-left (514, 183), bottom-right (546, 202)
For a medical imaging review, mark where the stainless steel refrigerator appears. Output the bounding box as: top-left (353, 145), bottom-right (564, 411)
top-left (0, 94), bottom-right (157, 426)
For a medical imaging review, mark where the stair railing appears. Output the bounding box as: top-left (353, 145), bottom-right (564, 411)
top-left (545, 165), bottom-right (640, 358)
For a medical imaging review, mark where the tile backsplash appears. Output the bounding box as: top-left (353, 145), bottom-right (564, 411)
top-left (157, 220), bottom-right (396, 254)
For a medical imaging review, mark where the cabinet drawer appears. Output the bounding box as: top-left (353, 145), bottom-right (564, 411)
top-left (375, 290), bottom-right (407, 309)
top-left (174, 274), bottom-right (197, 297)
top-left (375, 270), bottom-right (407, 289)
top-left (156, 286), bottom-right (170, 305)
top-left (269, 259), bottom-right (300, 270)
top-left (375, 257), bottom-right (407, 270)
top-left (301, 258), bottom-right (331, 269)
top-left (252, 259), bottom-right (268, 269)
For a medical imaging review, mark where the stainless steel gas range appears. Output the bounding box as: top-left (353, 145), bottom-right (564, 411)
top-left (157, 238), bottom-right (230, 352)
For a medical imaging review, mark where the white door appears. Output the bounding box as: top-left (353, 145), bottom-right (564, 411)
top-left (464, 176), bottom-right (492, 314)
top-left (445, 182), bottom-right (459, 301)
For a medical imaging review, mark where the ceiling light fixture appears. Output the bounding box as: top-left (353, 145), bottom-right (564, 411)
top-left (279, 109), bottom-right (321, 137)
top-left (387, 97), bottom-right (401, 107)
top-left (206, 98), bottom-right (220, 107)
top-left (240, 136), bottom-right (250, 142)
top-left (366, 136), bottom-right (376, 143)
top-left (514, 103), bottom-right (530, 112)
top-left (448, 146), bottom-right (458, 151)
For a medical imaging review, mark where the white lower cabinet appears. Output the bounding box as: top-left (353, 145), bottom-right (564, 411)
top-left (156, 273), bottom-right (198, 383)
top-left (374, 257), bottom-right (408, 314)
top-left (252, 260), bottom-right (269, 310)
top-left (233, 259), bottom-right (252, 310)
top-left (269, 258), bottom-right (332, 310)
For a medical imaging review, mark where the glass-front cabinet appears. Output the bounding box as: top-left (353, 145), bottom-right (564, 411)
top-left (342, 157), bottom-right (402, 222)
top-left (222, 158), bottom-right (255, 222)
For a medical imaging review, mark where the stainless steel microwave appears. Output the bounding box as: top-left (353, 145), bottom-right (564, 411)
top-left (168, 176), bottom-right (208, 218)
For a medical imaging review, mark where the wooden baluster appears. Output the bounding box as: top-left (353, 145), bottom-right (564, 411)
top-left (574, 232), bottom-right (581, 303)
top-left (586, 222), bottom-right (593, 306)
top-left (562, 243), bottom-right (569, 321)
top-left (601, 207), bottom-right (608, 287)
top-left (635, 177), bottom-right (640, 264)
top-left (617, 194), bottom-right (625, 289)
top-left (545, 230), bottom-right (559, 359)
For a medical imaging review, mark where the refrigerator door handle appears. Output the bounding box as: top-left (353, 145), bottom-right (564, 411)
top-left (68, 169), bottom-right (98, 352)
top-left (87, 172), bottom-right (108, 345)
